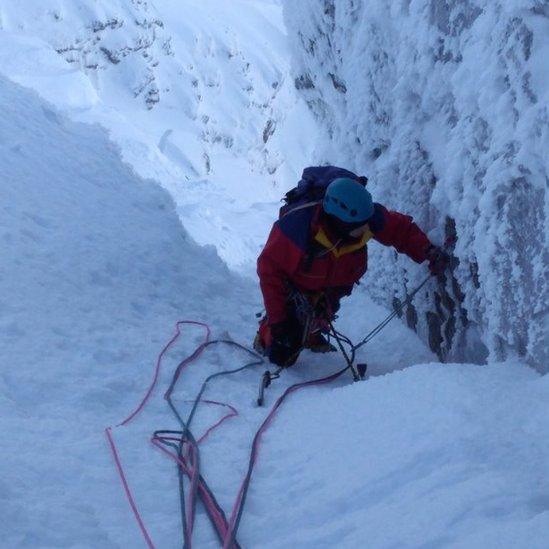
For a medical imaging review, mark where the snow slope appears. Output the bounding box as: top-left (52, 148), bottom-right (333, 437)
top-left (2, 3), bottom-right (549, 548)
top-left (2, 77), bottom-right (548, 548)
top-left (283, 0), bottom-right (549, 371)
top-left (0, 74), bottom-right (252, 546)
top-left (0, 0), bottom-right (321, 272)
top-left (249, 361), bottom-right (549, 549)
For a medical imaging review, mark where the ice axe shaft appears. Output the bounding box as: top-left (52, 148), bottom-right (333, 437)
top-left (257, 367), bottom-right (282, 406)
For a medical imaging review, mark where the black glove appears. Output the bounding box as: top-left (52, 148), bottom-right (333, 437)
top-left (268, 317), bottom-right (302, 367)
top-left (426, 245), bottom-right (450, 276)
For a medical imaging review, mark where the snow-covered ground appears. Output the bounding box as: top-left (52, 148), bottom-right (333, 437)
top-left (251, 362), bottom-right (549, 548)
top-left (0, 73), bottom-right (249, 547)
top-left (1, 1), bottom-right (549, 548)
top-left (3, 76), bottom-right (548, 547)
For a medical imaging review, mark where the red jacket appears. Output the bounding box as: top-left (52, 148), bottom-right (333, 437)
top-left (257, 203), bottom-right (430, 324)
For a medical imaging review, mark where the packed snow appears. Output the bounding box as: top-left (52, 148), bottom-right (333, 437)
top-left (1, 1), bottom-right (548, 548)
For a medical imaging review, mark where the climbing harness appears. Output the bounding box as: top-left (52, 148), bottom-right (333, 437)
top-left (256, 289), bottom-right (330, 405)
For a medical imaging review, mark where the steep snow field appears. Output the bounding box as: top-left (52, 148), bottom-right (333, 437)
top-left (2, 1), bottom-right (549, 548)
top-left (251, 363), bottom-right (549, 549)
top-left (0, 74), bottom-right (248, 546)
top-left (2, 77), bottom-right (549, 548)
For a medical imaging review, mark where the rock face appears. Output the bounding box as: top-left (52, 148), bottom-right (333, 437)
top-left (283, 0), bottom-right (548, 371)
top-left (0, 0), bottom-right (171, 109)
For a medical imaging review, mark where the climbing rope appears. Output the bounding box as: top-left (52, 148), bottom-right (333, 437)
top-left (106, 275), bottom-right (432, 548)
top-left (353, 274), bottom-right (431, 352)
top-left (152, 330), bottom-right (351, 548)
top-left (157, 338), bottom-right (264, 549)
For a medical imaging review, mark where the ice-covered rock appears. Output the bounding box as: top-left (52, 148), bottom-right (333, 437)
top-left (0, 0), bottom-right (171, 108)
top-left (283, 0), bottom-right (548, 371)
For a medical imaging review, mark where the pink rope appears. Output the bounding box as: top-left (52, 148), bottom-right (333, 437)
top-left (150, 398), bottom-right (239, 540)
top-left (147, 399), bottom-right (238, 446)
top-left (182, 399), bottom-right (237, 543)
top-left (163, 331), bottom-right (211, 401)
top-left (105, 427), bottom-right (155, 549)
top-left (105, 320), bottom-right (210, 549)
top-left (151, 436), bottom-right (229, 539)
top-left (121, 321), bottom-right (211, 427)
top-left (196, 400), bottom-right (238, 444)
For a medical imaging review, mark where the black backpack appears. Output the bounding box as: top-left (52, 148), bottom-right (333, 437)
top-left (280, 165), bottom-right (368, 217)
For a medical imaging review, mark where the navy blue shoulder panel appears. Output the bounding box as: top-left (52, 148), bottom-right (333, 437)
top-left (277, 205), bottom-right (315, 251)
top-left (368, 203), bottom-right (387, 233)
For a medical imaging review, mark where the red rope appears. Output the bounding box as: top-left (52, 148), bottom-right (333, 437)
top-left (151, 436), bottom-right (230, 541)
top-left (105, 427), bottom-right (155, 549)
top-left (222, 367), bottom-right (348, 548)
top-left (150, 399), bottom-right (239, 547)
top-left (105, 320), bottom-right (210, 549)
top-left (196, 400), bottom-right (239, 444)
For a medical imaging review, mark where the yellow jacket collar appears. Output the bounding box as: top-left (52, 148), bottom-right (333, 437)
top-left (314, 227), bottom-right (373, 258)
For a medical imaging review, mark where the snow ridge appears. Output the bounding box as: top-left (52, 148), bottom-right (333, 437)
top-left (0, 0), bottom-right (320, 272)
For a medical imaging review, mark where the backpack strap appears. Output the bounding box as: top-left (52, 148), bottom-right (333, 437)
top-left (303, 239), bottom-right (325, 273)
top-left (279, 200), bottom-right (322, 219)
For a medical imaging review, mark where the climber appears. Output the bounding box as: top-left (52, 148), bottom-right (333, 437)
top-left (254, 166), bottom-right (448, 367)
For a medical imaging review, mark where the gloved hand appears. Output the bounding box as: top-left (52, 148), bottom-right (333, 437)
top-left (426, 245), bottom-right (450, 276)
top-left (268, 317), bottom-right (302, 367)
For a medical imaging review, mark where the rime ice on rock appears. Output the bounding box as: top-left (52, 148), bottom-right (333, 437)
top-left (283, 0), bottom-right (549, 371)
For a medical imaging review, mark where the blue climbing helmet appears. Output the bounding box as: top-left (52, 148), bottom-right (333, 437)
top-left (323, 178), bottom-right (374, 223)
